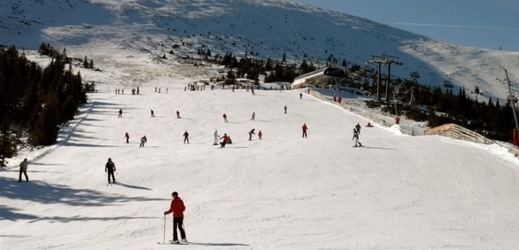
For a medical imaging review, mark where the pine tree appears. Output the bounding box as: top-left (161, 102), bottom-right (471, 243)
top-left (28, 91), bottom-right (59, 146)
top-left (83, 56), bottom-right (89, 68)
top-left (265, 58), bottom-right (273, 71)
top-left (0, 128), bottom-right (17, 167)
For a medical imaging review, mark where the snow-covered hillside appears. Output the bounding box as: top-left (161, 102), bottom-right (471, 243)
top-left (2, 47), bottom-right (519, 249)
top-left (1, 0), bottom-right (518, 101)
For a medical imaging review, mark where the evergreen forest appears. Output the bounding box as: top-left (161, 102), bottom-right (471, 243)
top-left (0, 45), bottom-right (92, 166)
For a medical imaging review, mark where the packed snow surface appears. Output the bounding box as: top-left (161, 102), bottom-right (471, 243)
top-left (1, 51), bottom-right (519, 249)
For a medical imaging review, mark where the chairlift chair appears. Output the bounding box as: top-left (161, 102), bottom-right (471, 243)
top-left (508, 94), bottom-right (518, 103)
top-left (410, 71), bottom-right (420, 79)
top-left (393, 82), bottom-right (410, 100)
top-left (442, 75), bottom-right (454, 88)
top-left (442, 79), bottom-right (454, 88)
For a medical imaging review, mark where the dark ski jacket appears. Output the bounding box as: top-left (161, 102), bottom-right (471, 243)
top-left (105, 160), bottom-right (116, 172)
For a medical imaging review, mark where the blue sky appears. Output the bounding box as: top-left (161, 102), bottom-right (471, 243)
top-left (294, 0), bottom-right (519, 52)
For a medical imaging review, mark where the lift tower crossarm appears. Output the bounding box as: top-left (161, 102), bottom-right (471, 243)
top-left (366, 54), bottom-right (402, 101)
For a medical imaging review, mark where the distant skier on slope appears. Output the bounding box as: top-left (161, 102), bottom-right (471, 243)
top-left (140, 135), bottom-right (147, 147)
top-left (352, 128), bottom-right (362, 147)
top-left (220, 133), bottom-right (229, 148)
top-left (248, 129), bottom-right (255, 141)
top-left (183, 130), bottom-right (189, 144)
top-left (18, 158), bottom-right (29, 182)
top-left (302, 123), bottom-right (308, 138)
top-left (213, 130), bottom-right (219, 145)
top-left (105, 158), bottom-right (116, 184)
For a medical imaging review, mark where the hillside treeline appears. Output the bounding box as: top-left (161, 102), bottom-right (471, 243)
top-left (218, 52), bottom-right (516, 143)
top-left (215, 52), bottom-right (318, 84)
top-left (0, 45), bottom-right (89, 166)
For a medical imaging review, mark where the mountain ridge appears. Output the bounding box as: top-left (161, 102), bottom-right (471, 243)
top-left (1, 0), bottom-right (517, 101)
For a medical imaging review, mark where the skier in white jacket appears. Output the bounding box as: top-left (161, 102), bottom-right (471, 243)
top-left (213, 130), bottom-right (219, 145)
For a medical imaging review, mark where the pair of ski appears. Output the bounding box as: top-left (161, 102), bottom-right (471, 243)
top-left (157, 241), bottom-right (189, 245)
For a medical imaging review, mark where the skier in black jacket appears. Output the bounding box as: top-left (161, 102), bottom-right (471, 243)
top-left (105, 158), bottom-right (116, 183)
top-left (183, 131), bottom-right (189, 144)
top-left (249, 129), bottom-right (255, 141)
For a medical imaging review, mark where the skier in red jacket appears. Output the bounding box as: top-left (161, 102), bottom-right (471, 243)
top-left (220, 133), bottom-right (229, 148)
top-left (302, 123), bottom-right (308, 138)
top-left (164, 192), bottom-right (187, 244)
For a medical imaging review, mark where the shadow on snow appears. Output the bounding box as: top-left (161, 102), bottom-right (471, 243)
top-left (0, 176), bottom-right (163, 221)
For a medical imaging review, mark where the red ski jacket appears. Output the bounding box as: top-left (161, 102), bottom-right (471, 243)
top-left (166, 197), bottom-right (185, 217)
top-left (220, 134), bottom-right (229, 143)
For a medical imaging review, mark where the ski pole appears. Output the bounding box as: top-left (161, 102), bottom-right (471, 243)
top-left (163, 215), bottom-right (166, 244)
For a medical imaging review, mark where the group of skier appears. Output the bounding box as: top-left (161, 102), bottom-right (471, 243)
top-left (124, 133), bottom-right (147, 147)
top-left (300, 121), bottom-right (365, 147)
top-left (109, 87), bottom-right (373, 245)
top-left (14, 86), bottom-right (377, 246)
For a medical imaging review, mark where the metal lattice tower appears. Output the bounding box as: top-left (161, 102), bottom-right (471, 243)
top-left (366, 53), bottom-right (402, 101)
